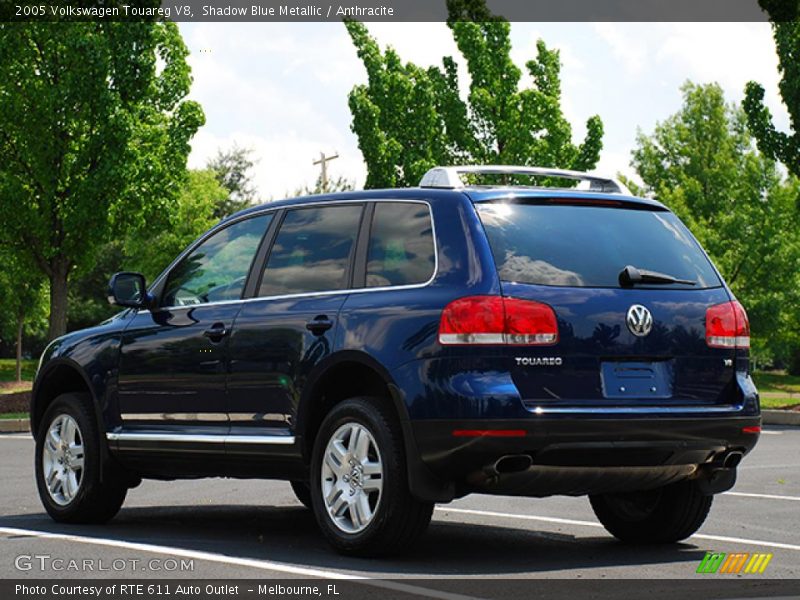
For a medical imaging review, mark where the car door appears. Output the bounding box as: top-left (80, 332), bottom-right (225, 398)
top-left (226, 203), bottom-right (365, 453)
top-left (115, 212), bottom-right (274, 448)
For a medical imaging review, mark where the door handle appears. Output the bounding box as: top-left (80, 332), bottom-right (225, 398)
top-left (203, 322), bottom-right (228, 341)
top-left (306, 315), bottom-right (334, 335)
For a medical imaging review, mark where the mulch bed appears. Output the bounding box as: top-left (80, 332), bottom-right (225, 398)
top-left (0, 390), bottom-right (31, 414)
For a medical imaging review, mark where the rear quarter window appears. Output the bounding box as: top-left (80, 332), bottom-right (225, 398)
top-left (366, 202), bottom-right (435, 287)
top-left (476, 202), bottom-right (721, 289)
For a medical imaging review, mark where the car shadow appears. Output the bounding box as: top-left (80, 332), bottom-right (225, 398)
top-left (0, 504), bottom-right (707, 576)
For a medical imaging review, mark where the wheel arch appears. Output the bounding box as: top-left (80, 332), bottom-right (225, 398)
top-left (297, 350), bottom-right (408, 462)
top-left (297, 351), bottom-right (454, 503)
top-left (32, 359), bottom-right (104, 439)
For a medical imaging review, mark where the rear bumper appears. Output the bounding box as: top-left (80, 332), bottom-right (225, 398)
top-left (407, 414), bottom-right (760, 500)
top-left (393, 360), bottom-right (760, 501)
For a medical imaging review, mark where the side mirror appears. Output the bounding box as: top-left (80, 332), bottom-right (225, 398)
top-left (108, 272), bottom-right (149, 308)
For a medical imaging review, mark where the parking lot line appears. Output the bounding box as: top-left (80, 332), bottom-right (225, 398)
top-left (724, 491), bottom-right (800, 502)
top-left (692, 533), bottom-right (800, 552)
top-left (740, 463), bottom-right (800, 470)
top-left (0, 527), bottom-right (483, 600)
top-left (438, 507), bottom-right (603, 529)
top-left (0, 525), bottom-right (358, 578)
top-left (436, 507), bottom-right (800, 551)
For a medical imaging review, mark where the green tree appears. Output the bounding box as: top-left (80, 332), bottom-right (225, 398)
top-left (294, 174), bottom-right (355, 196)
top-left (206, 144), bottom-right (258, 218)
top-left (124, 169), bottom-right (224, 282)
top-left (633, 82), bottom-right (800, 365)
top-left (0, 251), bottom-right (47, 381)
top-left (66, 170), bottom-right (225, 331)
top-left (345, 0), bottom-right (603, 188)
top-left (66, 242), bottom-right (125, 333)
top-left (0, 22), bottom-right (204, 340)
top-left (743, 0), bottom-right (800, 178)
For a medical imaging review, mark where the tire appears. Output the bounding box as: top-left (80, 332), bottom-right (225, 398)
top-left (290, 480), bottom-right (312, 509)
top-left (310, 396), bottom-right (433, 556)
top-left (589, 480), bottom-right (713, 544)
top-left (35, 393), bottom-right (128, 524)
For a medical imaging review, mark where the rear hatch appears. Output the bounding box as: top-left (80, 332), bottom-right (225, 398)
top-left (475, 197), bottom-right (739, 408)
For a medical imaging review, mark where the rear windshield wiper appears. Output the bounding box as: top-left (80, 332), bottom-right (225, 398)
top-left (619, 265), bottom-right (696, 287)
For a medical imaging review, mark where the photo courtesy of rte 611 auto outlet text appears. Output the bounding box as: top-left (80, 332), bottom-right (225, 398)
top-left (0, 1), bottom-right (799, 599)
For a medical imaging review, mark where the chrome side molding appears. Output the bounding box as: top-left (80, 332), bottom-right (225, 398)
top-left (524, 404), bottom-right (745, 415)
top-left (107, 431), bottom-right (296, 445)
top-left (120, 413), bottom-right (228, 422)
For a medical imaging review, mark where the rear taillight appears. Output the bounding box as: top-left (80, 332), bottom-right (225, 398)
top-left (706, 300), bottom-right (750, 349)
top-left (438, 296), bottom-right (558, 346)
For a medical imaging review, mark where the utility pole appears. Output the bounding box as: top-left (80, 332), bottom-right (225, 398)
top-left (313, 151), bottom-right (339, 192)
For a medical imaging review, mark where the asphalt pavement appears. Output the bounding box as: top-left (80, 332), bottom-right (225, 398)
top-left (0, 427), bottom-right (798, 588)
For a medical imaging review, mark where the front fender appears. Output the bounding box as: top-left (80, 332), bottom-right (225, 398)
top-left (32, 311), bottom-right (132, 435)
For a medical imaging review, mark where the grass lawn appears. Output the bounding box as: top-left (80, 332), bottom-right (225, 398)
top-left (0, 358), bottom-right (37, 383)
top-left (0, 412), bottom-right (28, 420)
top-left (760, 396), bottom-right (800, 410)
top-left (752, 370), bottom-right (800, 395)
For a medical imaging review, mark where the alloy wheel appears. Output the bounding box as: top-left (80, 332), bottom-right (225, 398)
top-left (320, 422), bottom-right (383, 533)
top-left (42, 414), bottom-right (85, 506)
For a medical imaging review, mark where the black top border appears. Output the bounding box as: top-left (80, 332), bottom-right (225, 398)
top-left (0, 0), bottom-right (780, 23)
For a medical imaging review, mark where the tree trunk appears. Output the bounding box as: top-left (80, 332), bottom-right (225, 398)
top-left (15, 314), bottom-right (24, 383)
top-left (47, 260), bottom-right (70, 341)
top-left (789, 346), bottom-right (800, 377)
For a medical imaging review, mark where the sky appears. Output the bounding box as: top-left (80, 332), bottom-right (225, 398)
top-left (178, 21), bottom-right (789, 200)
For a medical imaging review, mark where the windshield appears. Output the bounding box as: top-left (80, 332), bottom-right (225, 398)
top-left (476, 202), bottom-right (721, 289)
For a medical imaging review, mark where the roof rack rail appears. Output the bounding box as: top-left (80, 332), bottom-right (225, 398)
top-left (419, 165), bottom-right (630, 195)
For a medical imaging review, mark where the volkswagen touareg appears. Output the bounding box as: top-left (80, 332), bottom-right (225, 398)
top-left (32, 165), bottom-right (760, 555)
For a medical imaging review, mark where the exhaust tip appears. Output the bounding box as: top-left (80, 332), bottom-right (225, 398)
top-left (494, 454), bottom-right (533, 474)
top-left (723, 451), bottom-right (744, 469)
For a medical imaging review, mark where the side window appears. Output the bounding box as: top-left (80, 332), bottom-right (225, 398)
top-left (259, 205), bottom-right (363, 297)
top-left (162, 214), bottom-right (272, 307)
top-left (366, 202), bottom-right (435, 287)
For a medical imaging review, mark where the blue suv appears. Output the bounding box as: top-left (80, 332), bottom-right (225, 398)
top-left (32, 166), bottom-right (760, 555)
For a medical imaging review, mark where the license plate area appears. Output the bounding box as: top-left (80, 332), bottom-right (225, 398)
top-left (601, 361), bottom-right (673, 399)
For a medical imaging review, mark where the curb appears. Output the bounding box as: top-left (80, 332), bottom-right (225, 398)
top-left (762, 409), bottom-right (800, 426)
top-left (0, 418), bottom-right (30, 433)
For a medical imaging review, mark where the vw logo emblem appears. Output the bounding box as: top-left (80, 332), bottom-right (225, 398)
top-left (626, 304), bottom-right (653, 337)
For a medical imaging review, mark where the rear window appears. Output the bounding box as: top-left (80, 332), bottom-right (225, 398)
top-left (476, 202), bottom-right (721, 289)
